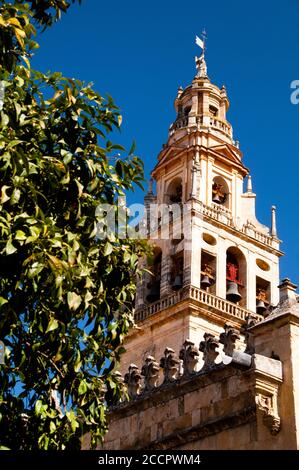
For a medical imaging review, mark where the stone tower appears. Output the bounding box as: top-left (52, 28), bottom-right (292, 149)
top-left (120, 42), bottom-right (282, 375)
top-left (93, 39), bottom-right (299, 451)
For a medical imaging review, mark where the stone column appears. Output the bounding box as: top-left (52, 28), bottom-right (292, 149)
top-left (216, 237), bottom-right (227, 299)
top-left (206, 157), bottom-right (214, 207)
top-left (247, 251), bottom-right (257, 312)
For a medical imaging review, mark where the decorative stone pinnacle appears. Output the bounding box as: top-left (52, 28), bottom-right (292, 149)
top-left (179, 339), bottom-right (199, 375)
top-left (221, 84), bottom-right (227, 96)
top-left (141, 355), bottom-right (160, 391)
top-left (247, 175), bottom-right (253, 193)
top-left (219, 323), bottom-right (240, 357)
top-left (271, 205), bottom-right (277, 238)
top-left (177, 86), bottom-right (183, 98)
top-left (124, 364), bottom-right (142, 398)
top-left (160, 347), bottom-right (180, 383)
top-left (199, 333), bottom-right (219, 370)
top-left (148, 177), bottom-right (154, 195)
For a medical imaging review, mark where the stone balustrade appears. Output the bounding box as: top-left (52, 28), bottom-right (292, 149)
top-left (135, 290), bottom-right (183, 322)
top-left (169, 116), bottom-right (188, 134)
top-left (209, 116), bottom-right (232, 137)
top-left (197, 201), bottom-right (278, 249)
top-left (188, 286), bottom-right (263, 322)
top-left (135, 285), bottom-right (263, 323)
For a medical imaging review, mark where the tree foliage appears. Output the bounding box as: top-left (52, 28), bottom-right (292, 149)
top-left (0, 0), bottom-right (148, 449)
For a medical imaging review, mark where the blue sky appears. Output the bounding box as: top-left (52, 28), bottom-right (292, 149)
top-left (32, 0), bottom-right (299, 285)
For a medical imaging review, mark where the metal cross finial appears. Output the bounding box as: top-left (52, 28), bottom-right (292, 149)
top-left (202, 29), bottom-right (207, 48)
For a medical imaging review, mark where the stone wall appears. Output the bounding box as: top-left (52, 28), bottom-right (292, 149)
top-left (87, 326), bottom-right (286, 451)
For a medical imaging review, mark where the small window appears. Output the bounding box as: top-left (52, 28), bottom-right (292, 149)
top-left (212, 176), bottom-right (229, 209)
top-left (209, 105), bottom-right (218, 117)
top-left (184, 106), bottom-right (191, 116)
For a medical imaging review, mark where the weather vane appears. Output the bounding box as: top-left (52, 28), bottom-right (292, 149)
top-left (195, 29), bottom-right (208, 78)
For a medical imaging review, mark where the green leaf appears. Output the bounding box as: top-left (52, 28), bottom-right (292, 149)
top-left (46, 318), bottom-right (59, 333)
top-left (103, 242), bottom-right (113, 256)
top-left (28, 262), bottom-right (44, 278)
top-left (15, 230), bottom-right (27, 240)
top-left (50, 421), bottom-right (56, 433)
top-left (0, 297), bottom-right (8, 307)
top-left (78, 380), bottom-right (88, 395)
top-left (6, 240), bottom-right (17, 255)
top-left (35, 400), bottom-right (43, 416)
top-left (67, 292), bottom-right (82, 311)
top-left (1, 185), bottom-right (10, 203)
top-left (129, 140), bottom-right (136, 155)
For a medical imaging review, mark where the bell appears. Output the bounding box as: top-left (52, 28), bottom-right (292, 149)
top-left (201, 275), bottom-right (211, 290)
top-left (172, 275), bottom-right (183, 291)
top-left (146, 281), bottom-right (160, 303)
top-left (256, 299), bottom-right (267, 315)
top-left (226, 281), bottom-right (242, 303)
top-left (212, 193), bottom-right (222, 204)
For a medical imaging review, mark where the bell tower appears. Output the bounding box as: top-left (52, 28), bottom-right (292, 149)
top-left (121, 36), bottom-right (283, 373)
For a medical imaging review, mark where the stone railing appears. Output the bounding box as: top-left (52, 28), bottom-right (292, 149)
top-left (197, 201), bottom-right (277, 249)
top-left (135, 285), bottom-right (263, 323)
top-left (169, 116), bottom-right (188, 134)
top-left (135, 290), bottom-right (183, 322)
top-left (198, 201), bottom-right (234, 227)
top-left (209, 116), bottom-right (232, 137)
top-left (169, 115), bottom-right (233, 138)
top-left (195, 115), bottom-right (233, 138)
top-left (188, 286), bottom-right (263, 322)
top-left (240, 225), bottom-right (273, 247)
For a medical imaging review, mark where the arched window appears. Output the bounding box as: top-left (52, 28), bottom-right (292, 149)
top-left (146, 249), bottom-right (162, 303)
top-left (184, 105), bottom-right (191, 116)
top-left (209, 105), bottom-right (218, 117)
top-left (200, 251), bottom-right (216, 294)
top-left (226, 247), bottom-right (247, 307)
top-left (166, 177), bottom-right (183, 204)
top-left (212, 176), bottom-right (230, 209)
top-left (170, 251), bottom-right (184, 291)
top-left (256, 277), bottom-right (271, 315)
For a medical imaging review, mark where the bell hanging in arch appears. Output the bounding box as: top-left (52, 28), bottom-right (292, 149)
top-left (201, 275), bottom-right (211, 290)
top-left (172, 275), bottom-right (183, 291)
top-left (256, 299), bottom-right (267, 315)
top-left (146, 281), bottom-right (160, 303)
top-left (212, 193), bottom-right (222, 204)
top-left (226, 281), bottom-right (242, 303)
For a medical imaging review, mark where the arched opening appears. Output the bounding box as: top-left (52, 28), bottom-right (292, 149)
top-left (166, 177), bottom-right (183, 204)
top-left (209, 105), bottom-right (218, 117)
top-left (146, 248), bottom-right (162, 303)
top-left (212, 176), bottom-right (230, 209)
top-left (226, 247), bottom-right (247, 307)
top-left (170, 251), bottom-right (184, 291)
top-left (256, 277), bottom-right (271, 315)
top-left (200, 250), bottom-right (216, 294)
top-left (184, 105), bottom-right (191, 116)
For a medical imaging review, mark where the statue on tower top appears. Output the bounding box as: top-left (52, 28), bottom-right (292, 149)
top-left (195, 30), bottom-right (208, 78)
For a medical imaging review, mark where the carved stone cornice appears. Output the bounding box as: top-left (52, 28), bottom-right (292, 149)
top-left (143, 406), bottom-right (256, 450)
